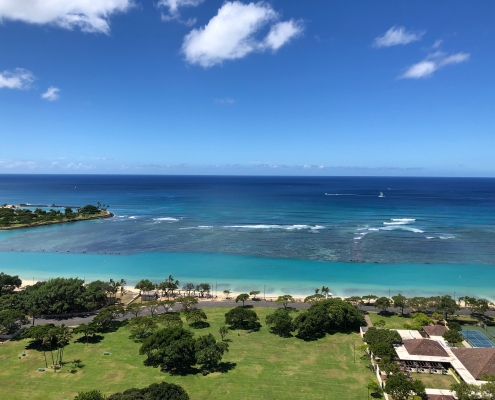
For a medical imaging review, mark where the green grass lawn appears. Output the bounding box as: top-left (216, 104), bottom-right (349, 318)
top-left (409, 372), bottom-right (457, 389)
top-left (368, 312), bottom-right (411, 329)
top-left (0, 307), bottom-right (375, 400)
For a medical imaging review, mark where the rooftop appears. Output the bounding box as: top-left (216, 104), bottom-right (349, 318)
top-left (451, 348), bottom-right (495, 380)
top-left (403, 339), bottom-right (449, 358)
top-left (423, 325), bottom-right (448, 337)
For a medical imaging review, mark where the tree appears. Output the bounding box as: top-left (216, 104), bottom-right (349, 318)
top-left (135, 279), bottom-right (155, 298)
top-left (275, 294), bottom-right (295, 309)
top-left (225, 306), bottom-right (259, 330)
top-left (374, 297), bottom-right (391, 313)
top-left (366, 381), bottom-right (382, 397)
top-left (159, 300), bottom-right (175, 314)
top-left (126, 316), bottom-right (158, 340)
top-left (321, 286), bottom-right (330, 298)
top-left (223, 289), bottom-right (232, 299)
top-left (443, 329), bottom-right (463, 346)
top-left (361, 294), bottom-right (378, 305)
top-left (0, 272), bottom-right (22, 296)
top-left (380, 355), bottom-right (399, 376)
top-left (304, 294), bottom-right (325, 305)
top-left (391, 294), bottom-right (408, 316)
top-left (158, 313), bottom-right (183, 328)
top-left (195, 333), bottom-right (229, 372)
top-left (186, 309), bottom-right (208, 328)
top-left (80, 205), bottom-right (100, 214)
top-left (436, 295), bottom-right (460, 319)
top-left (104, 382), bottom-right (190, 400)
top-left (139, 327), bottom-right (196, 372)
top-left (385, 372), bottom-right (425, 399)
top-left (448, 321), bottom-right (462, 332)
top-left (176, 296), bottom-right (198, 312)
top-left (0, 309), bottom-right (28, 333)
top-left (126, 302), bottom-right (142, 318)
top-left (182, 283), bottom-right (195, 296)
top-left (403, 312), bottom-right (432, 330)
top-left (73, 322), bottom-right (98, 345)
top-left (219, 325), bottom-right (229, 341)
top-left (249, 290), bottom-right (260, 300)
top-left (196, 283), bottom-right (211, 298)
top-left (145, 300), bottom-right (161, 317)
top-left (408, 296), bottom-right (430, 313)
top-left (266, 308), bottom-right (294, 337)
top-left (345, 296), bottom-right (363, 306)
top-left (74, 390), bottom-right (106, 400)
top-left (93, 305), bottom-right (124, 330)
top-left (374, 319), bottom-right (386, 328)
top-left (235, 293), bottom-right (250, 307)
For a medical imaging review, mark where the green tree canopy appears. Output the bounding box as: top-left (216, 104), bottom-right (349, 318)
top-left (374, 297), bottom-right (391, 313)
top-left (443, 329), bottom-right (464, 346)
top-left (126, 316), bottom-right (158, 340)
top-left (225, 306), bottom-right (259, 330)
top-left (436, 295), bottom-right (460, 319)
top-left (385, 372), bottom-right (425, 399)
top-left (186, 309), bottom-right (208, 328)
top-left (0, 272), bottom-right (22, 296)
top-left (266, 308), bottom-right (295, 337)
top-left (0, 309), bottom-right (28, 333)
top-left (105, 382), bottom-right (189, 400)
top-left (195, 333), bottom-right (229, 372)
top-left (391, 294), bottom-right (408, 316)
top-left (235, 293), bottom-right (250, 307)
top-left (275, 295), bottom-right (295, 309)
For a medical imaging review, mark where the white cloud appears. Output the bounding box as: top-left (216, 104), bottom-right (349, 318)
top-left (0, 0), bottom-right (134, 34)
top-left (400, 51), bottom-right (470, 79)
top-left (182, 1), bottom-right (303, 67)
top-left (373, 26), bottom-right (424, 48)
top-left (432, 39), bottom-right (443, 49)
top-left (0, 68), bottom-right (34, 90)
top-left (41, 86), bottom-right (60, 101)
top-left (158, 0), bottom-right (203, 24)
top-left (66, 162), bottom-right (96, 170)
top-left (264, 20), bottom-right (303, 51)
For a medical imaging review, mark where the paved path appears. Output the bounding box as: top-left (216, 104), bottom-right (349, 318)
top-left (28, 299), bottom-right (311, 328)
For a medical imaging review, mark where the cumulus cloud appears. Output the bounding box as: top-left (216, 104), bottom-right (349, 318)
top-left (182, 1), bottom-right (303, 67)
top-left (158, 0), bottom-right (203, 24)
top-left (373, 26), bottom-right (424, 48)
top-left (0, 0), bottom-right (134, 34)
top-left (0, 68), bottom-right (34, 90)
top-left (41, 86), bottom-right (60, 101)
top-left (400, 51), bottom-right (470, 79)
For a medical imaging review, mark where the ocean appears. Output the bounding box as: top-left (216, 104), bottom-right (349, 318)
top-left (0, 175), bottom-right (494, 299)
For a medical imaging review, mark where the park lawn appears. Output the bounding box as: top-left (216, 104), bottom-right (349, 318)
top-left (409, 372), bottom-right (457, 390)
top-left (368, 312), bottom-right (411, 329)
top-left (0, 307), bottom-right (375, 400)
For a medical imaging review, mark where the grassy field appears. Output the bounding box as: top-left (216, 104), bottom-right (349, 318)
top-left (0, 307), bottom-right (376, 400)
top-left (368, 312), bottom-right (411, 329)
top-left (409, 372), bottom-right (457, 389)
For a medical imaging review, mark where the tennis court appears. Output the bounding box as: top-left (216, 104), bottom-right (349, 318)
top-left (461, 330), bottom-right (495, 348)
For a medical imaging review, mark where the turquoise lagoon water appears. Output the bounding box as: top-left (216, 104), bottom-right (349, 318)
top-left (1, 175), bottom-right (494, 299)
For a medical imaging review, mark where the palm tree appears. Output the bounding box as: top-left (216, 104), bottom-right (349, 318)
top-left (56, 324), bottom-right (72, 368)
top-left (321, 286), bottom-right (330, 298)
top-left (119, 278), bottom-right (127, 299)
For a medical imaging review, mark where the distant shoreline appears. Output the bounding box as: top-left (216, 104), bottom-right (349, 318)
top-left (0, 211), bottom-right (114, 231)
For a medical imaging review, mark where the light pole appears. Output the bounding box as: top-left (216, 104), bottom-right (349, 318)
top-left (264, 285), bottom-right (266, 301)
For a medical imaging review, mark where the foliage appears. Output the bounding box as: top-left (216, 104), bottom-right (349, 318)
top-left (223, 289), bottom-right (232, 299)
top-left (186, 309), bottom-right (208, 328)
top-left (436, 295), bottom-right (460, 318)
top-left (80, 205), bottom-right (100, 215)
top-left (74, 390), bottom-right (106, 400)
top-left (345, 296), bottom-right (363, 306)
top-left (235, 293), bottom-right (250, 306)
top-left (145, 301), bottom-right (160, 317)
top-left (219, 325), bottom-right (229, 341)
top-left (294, 298), bottom-right (365, 341)
top-left (195, 283), bottom-right (211, 298)
top-left (106, 382), bottom-right (189, 400)
top-left (385, 372), bottom-right (425, 399)
top-left (275, 294), bottom-right (295, 309)
top-left (195, 333), bottom-right (229, 371)
top-left (225, 306), bottom-right (259, 330)
top-left (447, 321), bottom-right (462, 331)
top-left (93, 305), bottom-right (125, 330)
top-left (73, 323), bottom-right (98, 345)
top-left (366, 380), bottom-right (382, 396)
top-left (374, 319), bottom-right (386, 327)
top-left (0, 272), bottom-right (22, 296)
top-left (176, 296), bottom-right (198, 312)
top-left (135, 279), bottom-right (155, 294)
top-left (157, 313), bottom-right (183, 328)
top-left (363, 327), bottom-right (401, 359)
top-left (125, 302), bottom-right (143, 318)
top-left (126, 316), bottom-right (158, 340)
top-left (403, 312), bottom-right (432, 330)
top-left (374, 297), bottom-right (391, 312)
top-left (443, 329), bottom-right (464, 346)
top-left (266, 308), bottom-right (295, 337)
top-left (0, 309), bottom-right (28, 333)
top-left (249, 290), bottom-right (260, 299)
top-left (391, 294), bottom-right (407, 315)
top-left (304, 294), bottom-right (325, 305)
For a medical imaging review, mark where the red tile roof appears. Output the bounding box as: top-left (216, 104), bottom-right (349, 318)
top-left (451, 348), bottom-right (495, 380)
top-left (403, 339), bottom-right (449, 357)
top-left (423, 325), bottom-right (448, 337)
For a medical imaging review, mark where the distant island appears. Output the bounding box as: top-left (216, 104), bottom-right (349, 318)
top-left (0, 203), bottom-right (113, 230)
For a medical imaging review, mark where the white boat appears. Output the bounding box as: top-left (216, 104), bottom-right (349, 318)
top-left (379, 192), bottom-right (384, 198)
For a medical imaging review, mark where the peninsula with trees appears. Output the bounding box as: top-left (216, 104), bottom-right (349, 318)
top-left (0, 203), bottom-right (113, 230)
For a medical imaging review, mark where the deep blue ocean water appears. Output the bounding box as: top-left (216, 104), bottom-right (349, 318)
top-left (1, 175), bottom-right (494, 298)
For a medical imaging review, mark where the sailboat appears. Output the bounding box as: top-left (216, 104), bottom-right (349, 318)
top-left (379, 192), bottom-right (384, 198)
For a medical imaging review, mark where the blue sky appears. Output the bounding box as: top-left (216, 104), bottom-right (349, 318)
top-left (0, 0), bottom-right (494, 176)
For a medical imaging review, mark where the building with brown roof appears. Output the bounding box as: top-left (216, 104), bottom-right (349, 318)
top-left (427, 395), bottom-right (455, 400)
top-left (451, 348), bottom-right (495, 380)
top-left (423, 325), bottom-right (448, 337)
top-left (403, 339), bottom-right (449, 358)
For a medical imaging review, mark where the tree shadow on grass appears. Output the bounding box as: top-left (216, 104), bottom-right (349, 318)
top-left (74, 334), bottom-right (104, 344)
top-left (212, 361), bottom-right (237, 374)
top-left (189, 321), bottom-right (210, 329)
top-left (99, 320), bottom-right (127, 333)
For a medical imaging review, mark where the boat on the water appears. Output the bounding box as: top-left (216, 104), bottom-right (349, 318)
top-left (379, 192), bottom-right (384, 197)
